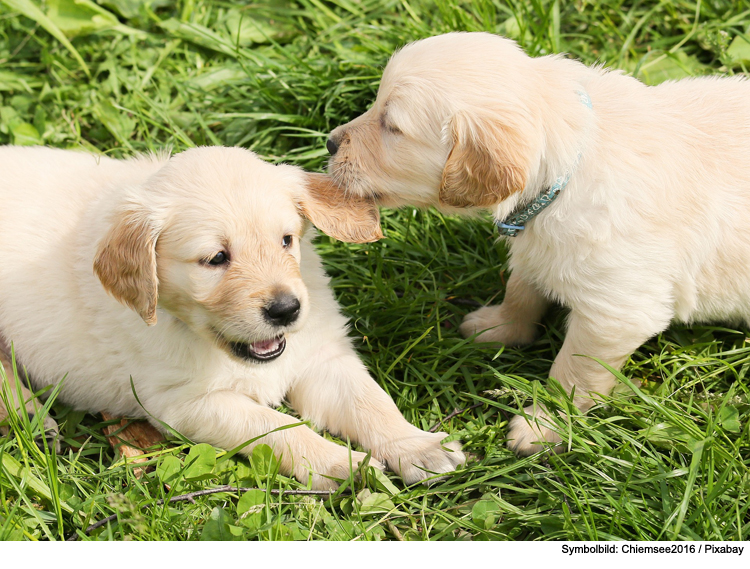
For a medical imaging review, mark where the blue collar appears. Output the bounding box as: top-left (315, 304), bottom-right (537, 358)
top-left (495, 158), bottom-right (579, 236)
top-left (495, 89), bottom-right (592, 237)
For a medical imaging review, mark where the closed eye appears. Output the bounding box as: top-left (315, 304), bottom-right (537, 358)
top-left (380, 113), bottom-right (402, 135)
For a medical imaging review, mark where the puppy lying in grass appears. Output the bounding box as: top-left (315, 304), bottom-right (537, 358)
top-left (0, 145), bottom-right (464, 488)
top-left (326, 31), bottom-right (750, 454)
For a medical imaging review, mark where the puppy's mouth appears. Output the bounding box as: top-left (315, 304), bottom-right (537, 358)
top-left (226, 335), bottom-right (286, 362)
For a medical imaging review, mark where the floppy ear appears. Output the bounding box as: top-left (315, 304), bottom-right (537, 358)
top-left (93, 208), bottom-right (160, 325)
top-left (298, 173), bottom-right (384, 243)
top-left (440, 110), bottom-right (530, 208)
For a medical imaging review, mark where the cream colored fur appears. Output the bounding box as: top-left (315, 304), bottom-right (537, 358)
top-left (327, 32), bottom-right (750, 454)
top-left (0, 145), bottom-right (463, 487)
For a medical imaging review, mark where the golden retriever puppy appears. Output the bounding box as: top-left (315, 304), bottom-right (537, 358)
top-left (326, 32), bottom-right (750, 454)
top-left (0, 145), bottom-right (464, 488)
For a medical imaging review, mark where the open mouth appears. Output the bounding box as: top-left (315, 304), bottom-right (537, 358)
top-left (228, 335), bottom-right (286, 362)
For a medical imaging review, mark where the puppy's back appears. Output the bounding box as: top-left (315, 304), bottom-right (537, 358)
top-left (0, 147), bottom-right (163, 234)
top-left (0, 148), bottom-right (168, 401)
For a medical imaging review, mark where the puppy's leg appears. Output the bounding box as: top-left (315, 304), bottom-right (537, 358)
top-left (0, 349), bottom-right (60, 452)
top-left (288, 351), bottom-right (465, 485)
top-left (460, 271), bottom-right (548, 346)
top-left (507, 309), bottom-right (668, 455)
top-left (158, 392), bottom-right (383, 490)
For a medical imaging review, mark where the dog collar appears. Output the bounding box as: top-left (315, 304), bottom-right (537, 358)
top-left (495, 161), bottom-right (578, 236)
top-left (495, 89), bottom-right (592, 237)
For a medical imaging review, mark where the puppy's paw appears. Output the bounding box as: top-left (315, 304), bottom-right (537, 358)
top-left (305, 448), bottom-right (385, 491)
top-left (506, 406), bottom-right (563, 456)
top-left (381, 431), bottom-right (465, 485)
top-left (460, 305), bottom-right (537, 346)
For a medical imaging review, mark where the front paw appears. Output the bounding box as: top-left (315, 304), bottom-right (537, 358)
top-left (304, 447), bottom-right (385, 491)
top-left (507, 406), bottom-right (563, 455)
top-left (380, 431), bottom-right (465, 485)
top-left (460, 305), bottom-right (538, 346)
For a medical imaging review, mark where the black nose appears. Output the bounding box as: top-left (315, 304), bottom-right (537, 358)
top-left (326, 137), bottom-right (339, 156)
top-left (264, 294), bottom-right (301, 326)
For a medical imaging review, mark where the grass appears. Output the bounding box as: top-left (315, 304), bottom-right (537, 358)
top-left (0, 0), bottom-right (749, 541)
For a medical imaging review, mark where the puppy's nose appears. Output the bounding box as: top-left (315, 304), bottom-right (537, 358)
top-left (326, 137), bottom-right (339, 156)
top-left (264, 294), bottom-right (301, 326)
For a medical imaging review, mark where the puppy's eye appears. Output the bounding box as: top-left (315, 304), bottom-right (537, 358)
top-left (282, 235), bottom-right (293, 249)
top-left (380, 114), bottom-right (401, 135)
top-left (205, 251), bottom-right (229, 266)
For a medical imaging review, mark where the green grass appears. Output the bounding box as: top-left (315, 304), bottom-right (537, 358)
top-left (1, 0), bottom-right (749, 541)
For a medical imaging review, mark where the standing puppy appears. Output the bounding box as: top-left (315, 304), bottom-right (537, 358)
top-left (0, 146), bottom-right (464, 488)
top-left (326, 32), bottom-right (750, 454)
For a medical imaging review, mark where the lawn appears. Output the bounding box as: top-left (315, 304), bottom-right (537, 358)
top-left (0, 0), bottom-right (749, 541)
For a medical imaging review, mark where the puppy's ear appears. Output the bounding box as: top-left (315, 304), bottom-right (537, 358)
top-left (440, 110), bottom-right (530, 208)
top-left (94, 208), bottom-right (160, 325)
top-left (298, 173), bottom-right (384, 243)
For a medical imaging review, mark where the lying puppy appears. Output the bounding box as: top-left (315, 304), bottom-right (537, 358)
top-left (326, 31), bottom-right (750, 454)
top-left (0, 145), bottom-right (464, 488)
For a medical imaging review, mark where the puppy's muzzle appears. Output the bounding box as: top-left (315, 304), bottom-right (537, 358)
top-left (264, 293), bottom-right (301, 327)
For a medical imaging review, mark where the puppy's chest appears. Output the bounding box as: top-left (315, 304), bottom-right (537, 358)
top-left (509, 235), bottom-right (594, 301)
top-left (212, 358), bottom-right (296, 408)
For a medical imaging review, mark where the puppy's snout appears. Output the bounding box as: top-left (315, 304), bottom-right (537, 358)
top-left (327, 128), bottom-right (346, 156)
top-left (264, 293), bottom-right (301, 326)
top-left (326, 137), bottom-right (339, 156)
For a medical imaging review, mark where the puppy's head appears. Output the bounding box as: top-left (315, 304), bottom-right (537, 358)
top-left (94, 147), bottom-right (381, 363)
top-left (327, 32), bottom-right (583, 211)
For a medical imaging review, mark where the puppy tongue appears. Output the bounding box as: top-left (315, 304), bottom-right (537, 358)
top-left (251, 337), bottom-right (281, 354)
